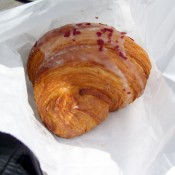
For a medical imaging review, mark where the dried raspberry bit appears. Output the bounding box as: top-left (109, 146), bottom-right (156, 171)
top-left (108, 32), bottom-right (112, 38)
top-left (129, 37), bottom-right (134, 41)
top-left (76, 31), bottom-right (81, 34)
top-left (119, 52), bottom-right (127, 60)
top-left (97, 39), bottom-right (104, 51)
top-left (121, 32), bottom-right (127, 35)
top-left (101, 28), bottom-right (106, 33)
top-left (101, 28), bottom-right (113, 33)
top-left (108, 32), bottom-right (112, 43)
top-left (107, 28), bottom-right (113, 33)
top-left (86, 23), bottom-right (91, 25)
top-left (34, 42), bottom-right (37, 47)
top-left (127, 92), bottom-right (131, 94)
top-left (96, 32), bottom-right (102, 37)
top-left (76, 23), bottom-right (83, 26)
top-left (97, 39), bottom-right (104, 45)
top-left (108, 33), bottom-right (112, 41)
top-left (64, 31), bottom-right (70, 37)
top-left (121, 36), bottom-right (124, 39)
top-left (114, 45), bottom-right (119, 50)
top-left (73, 28), bottom-right (81, 35)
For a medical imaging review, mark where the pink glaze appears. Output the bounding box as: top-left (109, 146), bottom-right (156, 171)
top-left (33, 23), bottom-right (145, 105)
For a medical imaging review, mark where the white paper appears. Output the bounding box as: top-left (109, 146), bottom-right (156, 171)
top-left (126, 0), bottom-right (175, 93)
top-left (0, 0), bottom-right (175, 175)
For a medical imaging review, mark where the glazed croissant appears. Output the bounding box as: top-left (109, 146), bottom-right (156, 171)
top-left (27, 22), bottom-right (151, 138)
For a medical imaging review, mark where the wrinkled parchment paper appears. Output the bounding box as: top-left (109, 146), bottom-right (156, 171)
top-left (0, 0), bottom-right (175, 175)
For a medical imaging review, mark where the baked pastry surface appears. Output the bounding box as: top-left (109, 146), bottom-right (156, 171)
top-left (27, 23), bottom-right (151, 138)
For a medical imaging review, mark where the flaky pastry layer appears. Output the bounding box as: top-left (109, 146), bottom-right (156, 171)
top-left (27, 23), bottom-right (151, 138)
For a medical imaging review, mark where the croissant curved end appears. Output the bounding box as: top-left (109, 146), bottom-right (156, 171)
top-left (27, 22), bottom-right (152, 138)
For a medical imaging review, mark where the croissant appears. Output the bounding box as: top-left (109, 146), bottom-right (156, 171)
top-left (27, 22), bottom-right (151, 138)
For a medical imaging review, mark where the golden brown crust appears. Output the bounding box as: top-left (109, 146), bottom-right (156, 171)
top-left (27, 23), bottom-right (151, 138)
